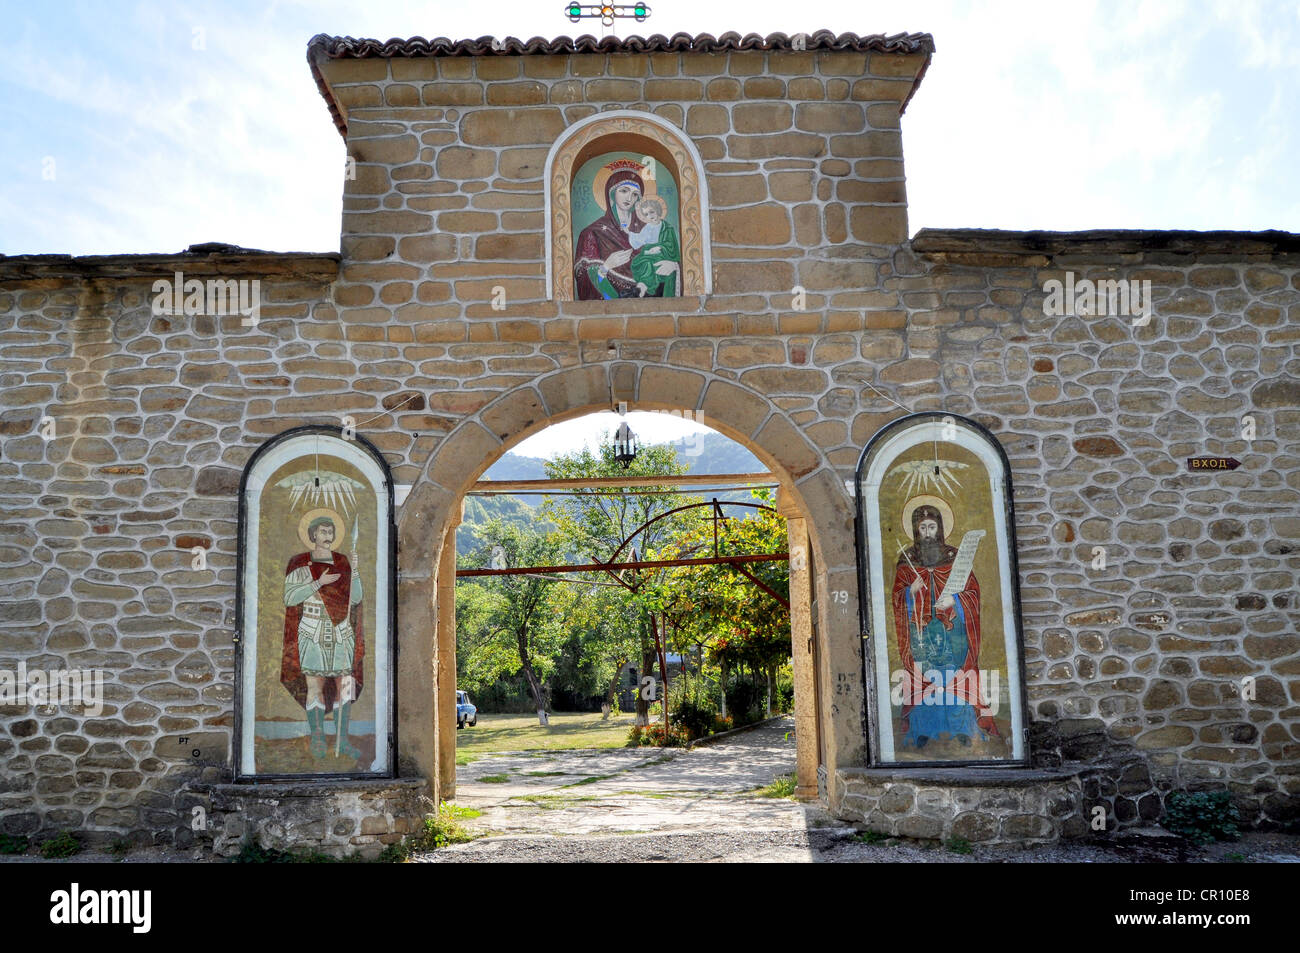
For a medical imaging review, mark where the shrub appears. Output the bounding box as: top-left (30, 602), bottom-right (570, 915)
top-left (40, 831), bottom-right (81, 859)
top-left (408, 802), bottom-right (482, 852)
top-left (776, 668), bottom-right (794, 713)
top-left (1161, 791), bottom-right (1240, 846)
top-left (725, 678), bottom-right (765, 726)
top-left (629, 722), bottom-right (689, 748)
top-left (944, 836), bottom-right (973, 855)
top-left (853, 830), bottom-right (891, 845)
top-left (0, 834), bottom-right (28, 855)
top-left (232, 837), bottom-right (294, 863)
top-left (755, 773), bottom-right (796, 798)
top-left (667, 675), bottom-right (719, 741)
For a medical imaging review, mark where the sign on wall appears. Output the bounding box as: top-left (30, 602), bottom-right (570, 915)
top-left (235, 427), bottom-right (395, 779)
top-left (571, 151), bottom-right (681, 300)
top-left (855, 413), bottom-right (1028, 766)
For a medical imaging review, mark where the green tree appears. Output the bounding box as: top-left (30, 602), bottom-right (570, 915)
top-left (653, 489), bottom-right (791, 717)
top-left (459, 518), bottom-right (567, 724)
top-left (541, 438), bottom-right (699, 723)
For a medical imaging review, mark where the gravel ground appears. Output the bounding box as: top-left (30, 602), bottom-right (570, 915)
top-left (414, 827), bottom-right (1300, 864)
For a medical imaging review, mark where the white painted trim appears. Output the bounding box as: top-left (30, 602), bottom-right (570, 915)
top-left (240, 433), bottom-right (392, 775)
top-left (543, 109), bottom-right (713, 299)
top-left (859, 418), bottom-right (1025, 763)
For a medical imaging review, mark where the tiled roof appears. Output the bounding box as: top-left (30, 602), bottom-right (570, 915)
top-left (308, 30), bottom-right (935, 137)
top-left (307, 30), bottom-right (934, 59)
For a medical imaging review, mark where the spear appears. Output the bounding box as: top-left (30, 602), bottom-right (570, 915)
top-left (336, 516), bottom-right (360, 759)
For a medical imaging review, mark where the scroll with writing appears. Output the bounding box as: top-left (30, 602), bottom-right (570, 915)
top-left (938, 529), bottom-right (986, 602)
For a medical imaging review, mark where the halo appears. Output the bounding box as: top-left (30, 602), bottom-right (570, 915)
top-left (592, 160), bottom-right (656, 212)
top-left (901, 495), bottom-right (955, 542)
top-left (298, 508), bottom-right (347, 552)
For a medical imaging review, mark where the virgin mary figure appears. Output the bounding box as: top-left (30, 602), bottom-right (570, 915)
top-left (573, 161), bottom-right (678, 300)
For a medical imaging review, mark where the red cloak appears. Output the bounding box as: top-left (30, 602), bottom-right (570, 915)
top-left (280, 551), bottom-right (365, 714)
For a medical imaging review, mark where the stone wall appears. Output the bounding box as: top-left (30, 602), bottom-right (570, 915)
top-left (0, 36), bottom-right (1297, 847)
top-left (202, 777), bottom-right (432, 858)
top-left (838, 766), bottom-right (1083, 844)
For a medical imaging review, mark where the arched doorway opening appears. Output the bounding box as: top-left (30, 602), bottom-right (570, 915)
top-left (443, 410), bottom-right (817, 814)
top-left (393, 363), bottom-right (854, 811)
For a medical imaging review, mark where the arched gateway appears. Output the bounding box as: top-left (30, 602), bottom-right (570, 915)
top-left (398, 364), bottom-right (849, 804)
top-left (3, 28), bottom-right (1297, 857)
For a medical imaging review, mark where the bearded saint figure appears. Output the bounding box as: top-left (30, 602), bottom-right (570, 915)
top-left (890, 502), bottom-right (998, 750)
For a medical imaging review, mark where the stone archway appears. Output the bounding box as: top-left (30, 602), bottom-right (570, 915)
top-left (394, 362), bottom-right (863, 808)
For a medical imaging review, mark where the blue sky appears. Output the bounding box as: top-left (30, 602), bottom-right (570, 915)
top-left (2, 0), bottom-right (1298, 258)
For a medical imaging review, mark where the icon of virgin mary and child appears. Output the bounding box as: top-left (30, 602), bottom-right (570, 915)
top-left (574, 159), bottom-right (681, 300)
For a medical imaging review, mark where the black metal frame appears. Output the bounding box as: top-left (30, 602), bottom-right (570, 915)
top-left (233, 424), bottom-right (398, 782)
top-left (852, 411), bottom-right (1032, 769)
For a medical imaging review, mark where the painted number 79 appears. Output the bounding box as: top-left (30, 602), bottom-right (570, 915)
top-left (831, 591), bottom-right (849, 604)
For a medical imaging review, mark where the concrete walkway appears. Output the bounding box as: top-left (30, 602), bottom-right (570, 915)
top-left (416, 716), bottom-right (1300, 863)
top-left (446, 716), bottom-right (828, 838)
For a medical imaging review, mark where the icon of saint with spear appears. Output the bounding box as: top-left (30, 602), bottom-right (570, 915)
top-left (279, 470), bottom-right (367, 763)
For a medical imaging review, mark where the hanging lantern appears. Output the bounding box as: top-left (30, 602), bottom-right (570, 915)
top-left (613, 420), bottom-right (638, 469)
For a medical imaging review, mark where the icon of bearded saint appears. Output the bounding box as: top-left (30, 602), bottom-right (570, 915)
top-left (891, 501), bottom-right (999, 749)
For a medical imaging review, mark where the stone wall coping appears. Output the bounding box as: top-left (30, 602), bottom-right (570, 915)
top-left (199, 777), bottom-right (429, 799)
top-left (912, 228), bottom-right (1300, 264)
top-left (0, 245), bottom-right (340, 282)
top-left (840, 765), bottom-right (1082, 787)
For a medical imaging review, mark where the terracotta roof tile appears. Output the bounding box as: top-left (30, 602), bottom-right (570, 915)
top-left (307, 30), bottom-right (934, 59)
top-left (308, 30), bottom-right (934, 137)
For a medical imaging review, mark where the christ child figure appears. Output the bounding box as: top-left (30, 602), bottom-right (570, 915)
top-left (629, 196), bottom-right (681, 298)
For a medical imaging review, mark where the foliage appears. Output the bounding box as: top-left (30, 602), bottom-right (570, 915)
top-left (457, 519), bottom-right (569, 718)
top-left (540, 440), bottom-right (700, 717)
top-left (725, 677), bottom-right (767, 726)
top-left (478, 774), bottom-right (510, 783)
top-left (232, 837), bottom-right (295, 863)
top-left (755, 773), bottom-right (797, 798)
top-left (456, 494), bottom-right (542, 555)
top-left (667, 671), bottom-right (719, 741)
top-left (944, 836), bottom-right (974, 855)
top-left (408, 803), bottom-right (482, 851)
top-left (40, 831), bottom-right (81, 859)
top-left (853, 830), bottom-right (891, 845)
top-left (457, 437), bottom-right (795, 729)
top-left (0, 834), bottom-right (28, 854)
top-left (626, 723), bottom-right (690, 747)
top-left (655, 488), bottom-right (791, 672)
top-left (108, 837), bottom-right (133, 859)
top-left (775, 663), bottom-right (795, 713)
top-left (1161, 791), bottom-right (1240, 845)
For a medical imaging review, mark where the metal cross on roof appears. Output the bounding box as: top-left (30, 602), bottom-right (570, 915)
top-left (565, 2), bottom-right (651, 32)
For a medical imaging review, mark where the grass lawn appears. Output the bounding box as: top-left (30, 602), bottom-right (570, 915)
top-left (456, 712), bottom-right (639, 764)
